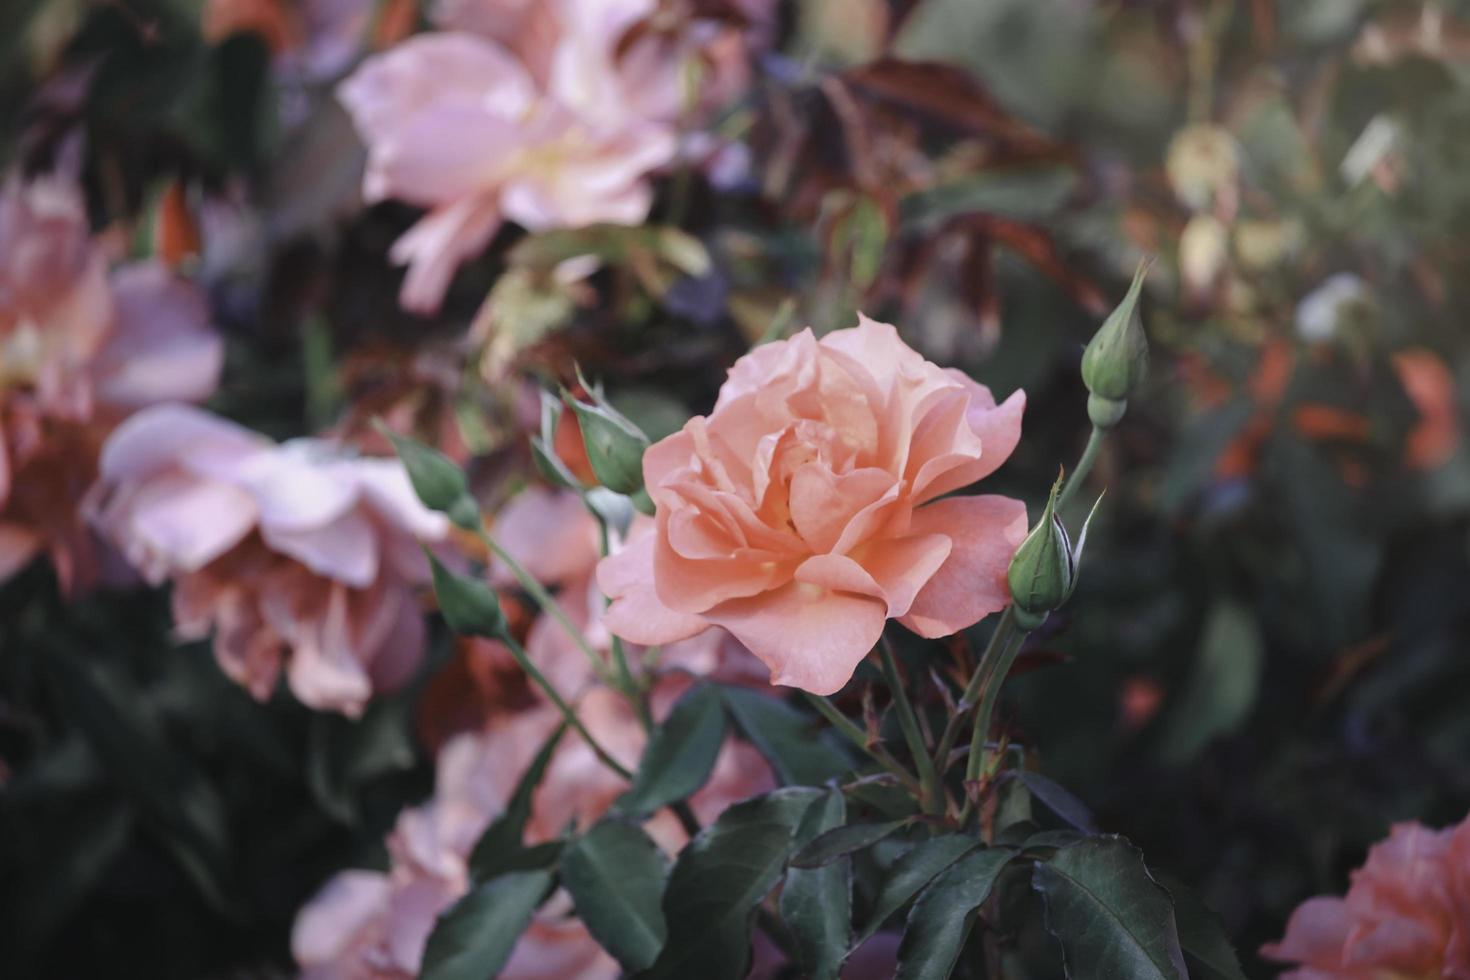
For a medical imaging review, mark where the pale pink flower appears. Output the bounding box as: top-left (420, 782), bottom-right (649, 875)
top-left (598, 315), bottom-right (1029, 695)
top-left (296, 682), bottom-right (775, 979)
top-left (88, 403), bottom-right (449, 715)
top-left (1262, 814), bottom-right (1470, 979)
top-left (0, 174), bottom-right (223, 590)
top-left (338, 29), bottom-right (676, 313)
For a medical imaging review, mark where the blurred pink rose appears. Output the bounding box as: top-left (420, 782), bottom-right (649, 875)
top-left (0, 174), bottom-right (222, 590)
top-left (1262, 814), bottom-right (1470, 979)
top-left (339, 0), bottom-right (777, 313)
top-left (88, 403), bottom-right (449, 714)
top-left (296, 682), bottom-right (775, 979)
top-left (338, 29), bottom-right (676, 313)
top-left (598, 314), bottom-right (1028, 695)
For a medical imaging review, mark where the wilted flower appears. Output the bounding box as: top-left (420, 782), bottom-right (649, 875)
top-left (598, 314), bottom-right (1028, 695)
top-left (0, 173), bottom-right (223, 590)
top-left (88, 404), bottom-right (449, 715)
top-left (1262, 814), bottom-right (1470, 979)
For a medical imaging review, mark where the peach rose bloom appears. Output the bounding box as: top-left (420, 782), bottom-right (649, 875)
top-left (1262, 815), bottom-right (1470, 979)
top-left (598, 315), bottom-right (1028, 695)
top-left (88, 403), bottom-right (449, 715)
top-left (295, 684), bottom-right (776, 979)
top-left (0, 173), bottom-right (222, 590)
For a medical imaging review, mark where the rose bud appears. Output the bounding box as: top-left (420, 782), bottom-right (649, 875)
top-left (1081, 262), bottom-right (1151, 429)
top-left (1007, 476), bottom-right (1099, 630)
top-left (566, 388), bottom-right (650, 497)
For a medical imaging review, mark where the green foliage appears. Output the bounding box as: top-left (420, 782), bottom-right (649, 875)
top-left (468, 725), bottom-right (566, 881)
top-left (616, 684), bottom-right (727, 818)
top-left (720, 687), bottom-right (854, 786)
top-left (637, 788), bottom-right (823, 980)
top-left (420, 870), bottom-right (554, 980)
top-left (1032, 837), bottom-right (1189, 980)
top-left (560, 819), bottom-right (670, 972)
top-left (895, 847), bottom-right (1016, 980)
top-left (780, 789), bottom-right (851, 980)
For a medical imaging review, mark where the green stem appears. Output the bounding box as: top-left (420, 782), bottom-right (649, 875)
top-left (802, 693), bottom-right (922, 795)
top-left (1057, 425), bottom-right (1104, 512)
top-left (879, 637), bottom-right (943, 814)
top-left (593, 515), bottom-right (653, 732)
top-left (478, 529), bottom-right (615, 687)
top-left (498, 632), bottom-right (633, 781)
top-left (958, 625), bottom-right (1028, 828)
top-left (932, 607), bottom-right (1016, 776)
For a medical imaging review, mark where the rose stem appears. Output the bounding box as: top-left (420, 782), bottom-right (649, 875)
top-left (477, 527), bottom-right (618, 688)
top-left (802, 693), bottom-right (923, 796)
top-left (1056, 425), bottom-right (1104, 512)
top-left (878, 635), bottom-right (944, 815)
top-left (496, 630), bottom-right (633, 781)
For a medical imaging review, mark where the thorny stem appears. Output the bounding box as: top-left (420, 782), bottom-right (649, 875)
top-left (879, 636), bottom-right (943, 815)
top-left (497, 631), bottom-right (633, 781)
top-left (802, 693), bottom-right (922, 796)
top-left (932, 607), bottom-right (1017, 780)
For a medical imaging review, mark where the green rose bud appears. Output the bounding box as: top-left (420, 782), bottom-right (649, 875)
top-left (1007, 477), bottom-right (1103, 630)
top-left (379, 424), bottom-right (480, 530)
top-left (426, 550), bottom-right (506, 638)
top-left (566, 388), bottom-right (650, 497)
top-left (1081, 261), bottom-right (1151, 429)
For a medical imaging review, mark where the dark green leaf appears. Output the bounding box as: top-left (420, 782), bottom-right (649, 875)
top-left (1032, 836), bottom-right (1188, 980)
top-left (895, 847), bottom-right (1016, 980)
top-left (781, 790), bottom-right (850, 980)
top-left (853, 834), bottom-right (982, 947)
top-left (469, 725), bottom-right (566, 880)
top-left (637, 787), bottom-right (824, 980)
top-left (721, 687), bottom-right (852, 786)
top-left (420, 869), bottom-right (553, 980)
top-left (792, 819), bottom-right (911, 869)
top-left (1013, 772), bottom-right (1098, 834)
top-left (618, 684), bottom-right (727, 817)
top-left (561, 819), bottom-right (669, 972)
top-left (428, 552), bottom-right (506, 639)
top-left (1165, 877), bottom-right (1248, 980)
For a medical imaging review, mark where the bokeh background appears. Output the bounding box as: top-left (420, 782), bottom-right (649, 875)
top-left (4, 0), bottom-right (1470, 976)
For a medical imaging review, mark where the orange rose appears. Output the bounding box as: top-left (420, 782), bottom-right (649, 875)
top-left (598, 315), bottom-right (1028, 695)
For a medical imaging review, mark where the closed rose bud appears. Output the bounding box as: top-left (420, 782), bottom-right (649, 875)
top-left (1081, 262), bottom-right (1150, 429)
top-left (566, 391), bottom-right (650, 497)
top-left (1007, 477), bottom-right (1101, 629)
top-left (381, 425), bottom-right (481, 530)
top-left (1007, 476), bottom-right (1074, 629)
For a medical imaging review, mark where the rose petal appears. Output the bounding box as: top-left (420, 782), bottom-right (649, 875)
top-left (704, 580), bottom-right (887, 695)
top-left (292, 870), bottom-right (392, 967)
top-left (597, 526), bottom-right (711, 646)
top-left (900, 494), bottom-right (1028, 638)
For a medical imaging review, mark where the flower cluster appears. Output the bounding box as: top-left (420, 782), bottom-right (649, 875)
top-left (293, 486), bottom-right (777, 978)
top-left (0, 171), bottom-right (222, 591)
top-left (339, 0), bottom-right (775, 313)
